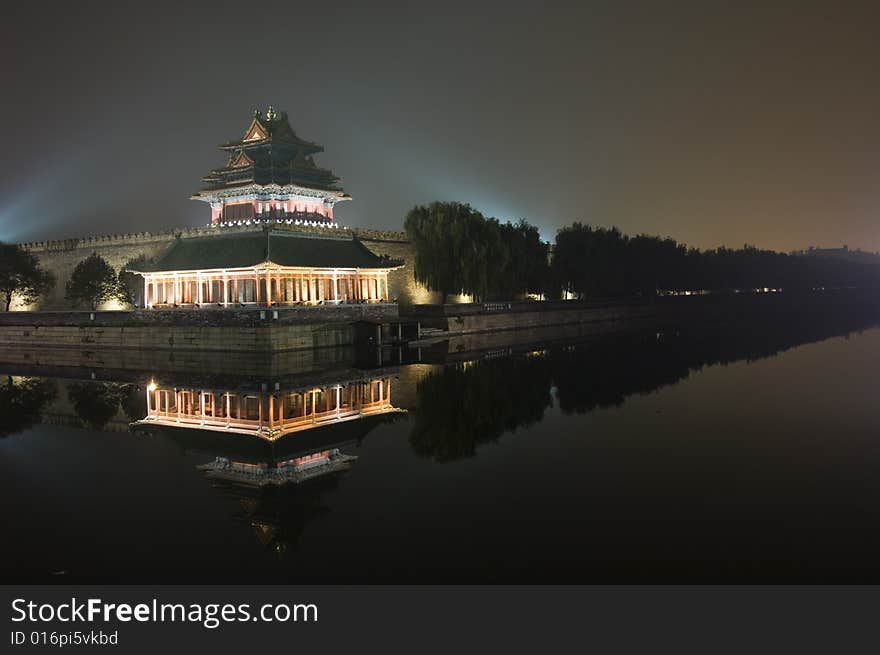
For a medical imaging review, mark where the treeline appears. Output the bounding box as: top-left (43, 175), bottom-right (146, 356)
top-left (553, 223), bottom-right (880, 297)
top-left (404, 203), bottom-right (880, 300)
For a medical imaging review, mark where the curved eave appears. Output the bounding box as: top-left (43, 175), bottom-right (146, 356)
top-left (190, 185), bottom-right (352, 201)
top-left (128, 261), bottom-right (404, 276)
top-left (218, 139), bottom-right (324, 154)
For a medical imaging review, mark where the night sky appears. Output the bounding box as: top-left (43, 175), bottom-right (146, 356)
top-left (3, 2), bottom-right (879, 252)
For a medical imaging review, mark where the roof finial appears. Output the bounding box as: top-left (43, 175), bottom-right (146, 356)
top-left (266, 105), bottom-right (277, 121)
top-left (253, 107), bottom-right (261, 117)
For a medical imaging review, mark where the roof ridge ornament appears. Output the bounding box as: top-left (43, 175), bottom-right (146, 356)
top-left (265, 105), bottom-right (277, 121)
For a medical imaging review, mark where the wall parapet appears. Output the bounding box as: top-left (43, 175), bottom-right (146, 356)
top-left (19, 221), bottom-right (409, 253)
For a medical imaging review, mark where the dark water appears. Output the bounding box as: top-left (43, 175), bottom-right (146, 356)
top-left (2, 311), bottom-right (880, 584)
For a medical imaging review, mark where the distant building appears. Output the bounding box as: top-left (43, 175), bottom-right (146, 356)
top-left (793, 245), bottom-right (880, 264)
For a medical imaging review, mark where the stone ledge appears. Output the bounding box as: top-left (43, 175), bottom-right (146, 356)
top-left (0, 304), bottom-right (400, 327)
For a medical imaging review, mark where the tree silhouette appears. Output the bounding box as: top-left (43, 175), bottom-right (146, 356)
top-left (0, 242), bottom-right (55, 311)
top-left (65, 252), bottom-right (119, 310)
top-left (552, 224), bottom-right (880, 298)
top-left (67, 381), bottom-right (128, 429)
top-left (404, 202), bottom-right (547, 302)
top-left (0, 376), bottom-right (57, 437)
top-left (409, 355), bottom-right (553, 461)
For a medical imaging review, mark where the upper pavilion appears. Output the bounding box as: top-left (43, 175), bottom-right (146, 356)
top-left (192, 106), bottom-right (351, 225)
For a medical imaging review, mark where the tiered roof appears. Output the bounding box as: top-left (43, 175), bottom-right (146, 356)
top-left (198, 107), bottom-right (346, 193)
top-left (130, 230), bottom-right (402, 273)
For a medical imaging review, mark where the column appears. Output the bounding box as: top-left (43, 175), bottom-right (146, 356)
top-left (197, 274), bottom-right (203, 305)
top-left (223, 278), bottom-right (229, 307)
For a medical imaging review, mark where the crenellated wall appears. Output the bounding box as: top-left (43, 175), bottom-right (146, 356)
top-left (16, 223), bottom-right (440, 309)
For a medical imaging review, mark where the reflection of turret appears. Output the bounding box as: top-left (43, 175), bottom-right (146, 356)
top-left (136, 375), bottom-right (399, 441)
top-left (226, 475), bottom-right (344, 553)
top-left (198, 450), bottom-right (356, 487)
top-left (130, 373), bottom-right (404, 551)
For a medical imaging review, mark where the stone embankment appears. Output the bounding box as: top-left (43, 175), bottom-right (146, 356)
top-left (0, 305), bottom-right (398, 353)
top-left (404, 289), bottom-right (880, 344)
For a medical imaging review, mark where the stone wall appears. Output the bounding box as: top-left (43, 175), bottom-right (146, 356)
top-left (0, 305), bottom-right (400, 353)
top-left (351, 228), bottom-right (443, 305)
top-left (16, 222), bottom-right (435, 310)
top-left (0, 345), bottom-right (357, 382)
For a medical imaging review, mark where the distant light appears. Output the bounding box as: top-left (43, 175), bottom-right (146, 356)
top-left (147, 381), bottom-right (157, 392)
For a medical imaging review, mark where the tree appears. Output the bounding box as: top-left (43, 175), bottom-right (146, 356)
top-left (65, 252), bottom-right (119, 310)
top-left (404, 202), bottom-right (549, 302)
top-left (0, 242), bottom-right (55, 311)
top-left (116, 254), bottom-right (150, 308)
top-left (497, 220), bottom-right (548, 298)
top-left (404, 201), bottom-right (479, 302)
top-left (551, 222), bottom-right (880, 299)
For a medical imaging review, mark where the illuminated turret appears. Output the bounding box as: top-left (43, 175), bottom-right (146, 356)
top-left (192, 107), bottom-right (350, 225)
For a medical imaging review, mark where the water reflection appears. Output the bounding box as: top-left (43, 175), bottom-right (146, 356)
top-left (67, 381), bottom-right (144, 430)
top-left (129, 374), bottom-right (404, 551)
top-left (137, 376), bottom-right (399, 441)
top-left (0, 375), bottom-right (57, 437)
top-left (1, 303), bottom-right (879, 579)
top-left (410, 355), bottom-right (552, 460)
top-left (411, 309), bottom-right (880, 459)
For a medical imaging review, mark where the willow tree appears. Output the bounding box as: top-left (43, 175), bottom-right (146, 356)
top-left (404, 201), bottom-right (481, 302)
top-left (497, 220), bottom-right (548, 298)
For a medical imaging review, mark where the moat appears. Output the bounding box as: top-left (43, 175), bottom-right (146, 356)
top-left (2, 308), bottom-right (880, 584)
